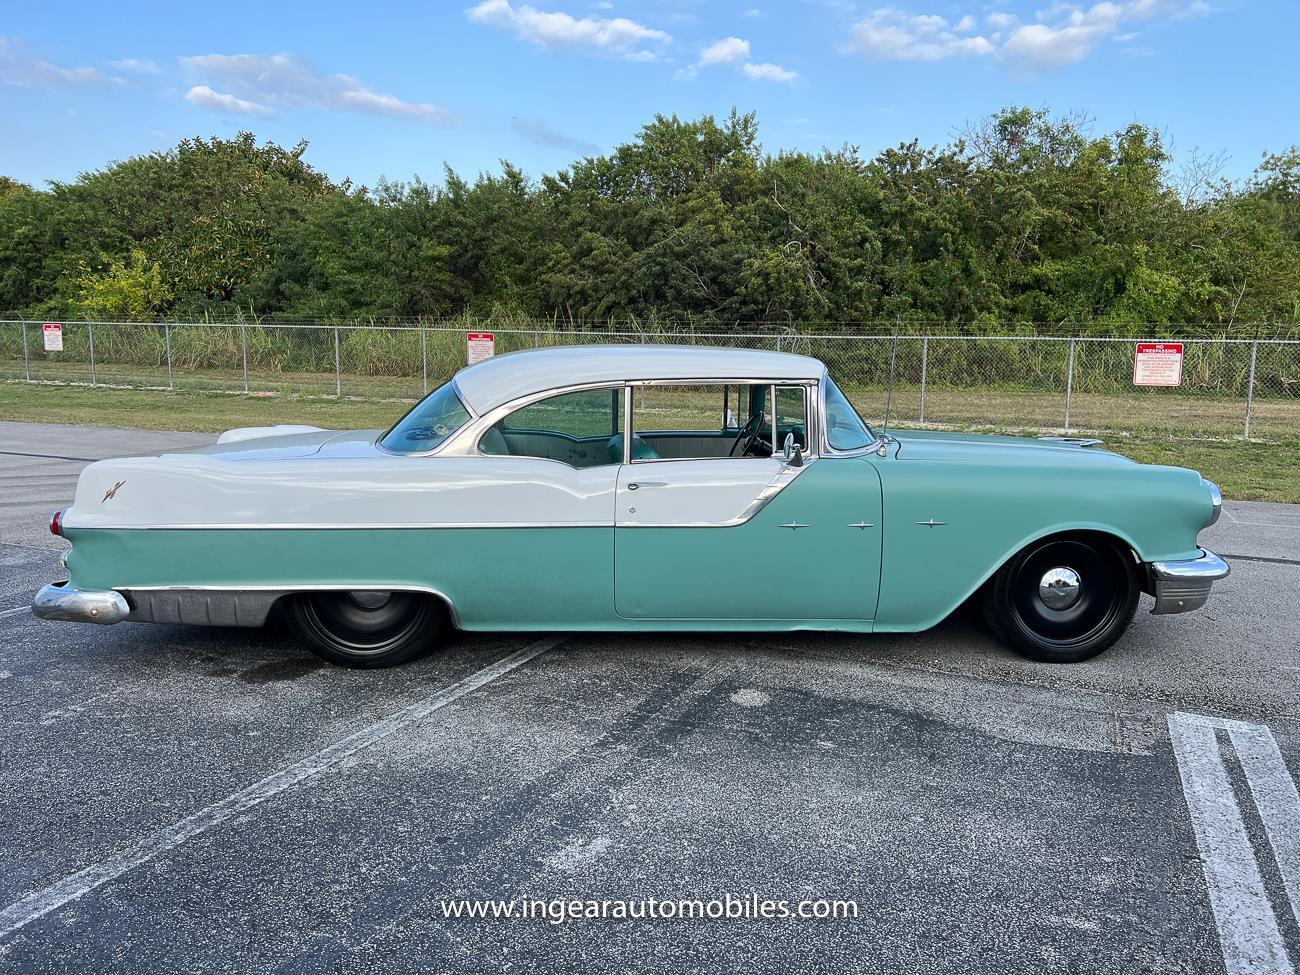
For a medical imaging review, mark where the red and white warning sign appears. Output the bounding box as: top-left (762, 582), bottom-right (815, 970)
top-left (42, 323), bottom-right (63, 352)
top-left (1133, 342), bottom-right (1183, 387)
top-left (467, 331), bottom-right (495, 365)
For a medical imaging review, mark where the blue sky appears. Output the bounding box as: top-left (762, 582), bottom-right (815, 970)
top-left (1, 0), bottom-right (1293, 190)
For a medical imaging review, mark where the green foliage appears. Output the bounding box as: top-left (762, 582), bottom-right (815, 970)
top-left (75, 249), bottom-right (172, 319)
top-left (2, 112), bottom-right (1299, 331)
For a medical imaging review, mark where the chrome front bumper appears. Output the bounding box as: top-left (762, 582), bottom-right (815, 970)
top-left (1147, 549), bottom-right (1231, 615)
top-left (32, 582), bottom-right (130, 624)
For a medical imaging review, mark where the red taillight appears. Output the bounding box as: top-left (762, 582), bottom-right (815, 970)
top-left (50, 508), bottom-right (66, 537)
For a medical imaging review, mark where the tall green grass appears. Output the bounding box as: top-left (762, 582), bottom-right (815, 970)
top-left (1, 317), bottom-right (1297, 401)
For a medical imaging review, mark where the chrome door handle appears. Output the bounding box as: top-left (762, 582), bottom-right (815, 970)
top-left (627, 482), bottom-right (666, 491)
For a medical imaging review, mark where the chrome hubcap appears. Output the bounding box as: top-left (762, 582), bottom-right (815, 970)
top-left (1038, 567), bottom-right (1082, 610)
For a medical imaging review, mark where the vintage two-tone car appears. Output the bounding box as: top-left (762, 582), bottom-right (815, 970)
top-left (34, 345), bottom-right (1228, 668)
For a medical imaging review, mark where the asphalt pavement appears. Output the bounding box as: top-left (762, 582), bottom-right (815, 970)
top-left (0, 420), bottom-right (1297, 974)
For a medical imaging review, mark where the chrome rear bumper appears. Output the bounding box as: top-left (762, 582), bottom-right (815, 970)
top-left (32, 582), bottom-right (130, 624)
top-left (1147, 549), bottom-right (1231, 615)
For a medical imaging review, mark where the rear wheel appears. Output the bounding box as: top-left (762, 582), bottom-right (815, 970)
top-left (288, 590), bottom-right (445, 668)
top-left (982, 536), bottom-right (1139, 663)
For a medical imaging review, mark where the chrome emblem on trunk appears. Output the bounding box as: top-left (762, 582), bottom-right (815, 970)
top-left (102, 480), bottom-right (125, 503)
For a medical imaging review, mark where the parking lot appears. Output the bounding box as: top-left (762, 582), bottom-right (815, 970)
top-left (1, 420), bottom-right (1297, 974)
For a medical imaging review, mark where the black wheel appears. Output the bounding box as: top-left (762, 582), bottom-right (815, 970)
top-left (981, 536), bottom-right (1139, 663)
top-left (288, 590), bottom-right (445, 668)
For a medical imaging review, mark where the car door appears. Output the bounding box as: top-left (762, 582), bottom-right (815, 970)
top-left (451, 385), bottom-right (623, 627)
top-left (614, 383), bottom-right (883, 622)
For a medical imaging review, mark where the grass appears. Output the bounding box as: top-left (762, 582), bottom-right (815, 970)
top-left (1, 380), bottom-right (1296, 503)
top-left (0, 382), bottom-right (405, 433)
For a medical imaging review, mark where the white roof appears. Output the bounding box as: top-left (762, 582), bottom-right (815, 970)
top-left (452, 344), bottom-right (826, 413)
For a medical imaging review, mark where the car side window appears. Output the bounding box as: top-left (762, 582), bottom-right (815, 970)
top-left (629, 383), bottom-right (774, 460)
top-left (775, 386), bottom-right (807, 450)
top-left (478, 387), bottom-right (623, 468)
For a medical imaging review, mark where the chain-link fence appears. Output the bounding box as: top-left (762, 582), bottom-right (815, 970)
top-left (1, 320), bottom-right (1297, 442)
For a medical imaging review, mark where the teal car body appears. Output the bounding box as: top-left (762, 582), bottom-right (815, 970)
top-left (34, 346), bottom-right (1228, 661)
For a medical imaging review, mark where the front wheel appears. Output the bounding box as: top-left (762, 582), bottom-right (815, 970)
top-left (981, 536), bottom-right (1139, 663)
top-left (288, 590), bottom-right (446, 668)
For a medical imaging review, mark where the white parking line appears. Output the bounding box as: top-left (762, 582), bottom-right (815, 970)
top-left (0, 634), bottom-right (566, 940)
top-left (1168, 712), bottom-right (1298, 975)
top-left (1230, 721), bottom-right (1300, 928)
top-left (0, 606), bottom-right (30, 621)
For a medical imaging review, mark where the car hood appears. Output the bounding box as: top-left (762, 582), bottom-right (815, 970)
top-left (888, 429), bottom-right (1138, 467)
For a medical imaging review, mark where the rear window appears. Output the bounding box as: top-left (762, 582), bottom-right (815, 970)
top-left (380, 382), bottom-right (471, 453)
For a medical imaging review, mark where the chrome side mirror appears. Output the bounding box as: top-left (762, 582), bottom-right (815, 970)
top-left (782, 433), bottom-right (804, 468)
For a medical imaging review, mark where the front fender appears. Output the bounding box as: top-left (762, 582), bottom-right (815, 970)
top-left (870, 456), bottom-right (1209, 631)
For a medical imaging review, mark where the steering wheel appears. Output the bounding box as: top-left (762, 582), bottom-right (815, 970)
top-left (728, 410), bottom-right (768, 457)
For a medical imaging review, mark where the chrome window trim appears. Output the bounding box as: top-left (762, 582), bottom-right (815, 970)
top-left (376, 377), bottom-right (478, 458)
top-left (454, 378), bottom-right (479, 419)
top-left (622, 455), bottom-right (786, 467)
top-left (467, 384), bottom-right (627, 470)
top-left (623, 379), bottom-right (820, 466)
top-left (774, 381), bottom-right (814, 457)
top-left (818, 369), bottom-right (886, 457)
top-left (434, 376), bottom-right (820, 459)
top-left (438, 380), bottom-right (629, 458)
top-left (623, 385), bottom-right (633, 465)
top-left (625, 377), bottom-right (819, 388)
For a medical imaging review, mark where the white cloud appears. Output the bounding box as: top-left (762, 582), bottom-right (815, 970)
top-left (845, 10), bottom-right (994, 61)
top-left (845, 0), bottom-right (1209, 73)
top-left (0, 36), bottom-right (114, 88)
top-left (181, 53), bottom-right (457, 123)
top-left (184, 84), bottom-right (274, 117)
top-left (743, 7), bottom-right (763, 16)
top-left (111, 57), bottom-right (160, 74)
top-left (511, 116), bottom-right (599, 153)
top-left (688, 36), bottom-right (796, 83)
top-left (466, 0), bottom-right (671, 60)
top-left (742, 61), bottom-right (798, 81)
top-left (1001, 2), bottom-right (1124, 70)
top-left (699, 36), bottom-right (750, 65)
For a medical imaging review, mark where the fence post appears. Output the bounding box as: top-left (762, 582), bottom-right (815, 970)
top-left (919, 336), bottom-right (928, 424)
top-left (241, 325), bottom-right (250, 393)
top-left (164, 323), bottom-right (173, 390)
top-left (21, 321), bottom-right (30, 381)
top-left (334, 326), bottom-right (342, 397)
top-left (1243, 340), bottom-right (1258, 439)
top-left (88, 321), bottom-right (97, 386)
top-left (1063, 338), bottom-right (1076, 431)
top-left (421, 327), bottom-right (428, 394)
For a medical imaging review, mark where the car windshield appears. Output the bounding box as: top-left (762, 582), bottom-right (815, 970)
top-left (381, 381), bottom-right (471, 453)
top-left (823, 376), bottom-right (876, 450)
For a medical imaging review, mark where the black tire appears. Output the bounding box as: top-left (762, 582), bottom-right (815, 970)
top-left (288, 590), bottom-right (445, 668)
top-left (981, 535), bottom-right (1139, 663)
